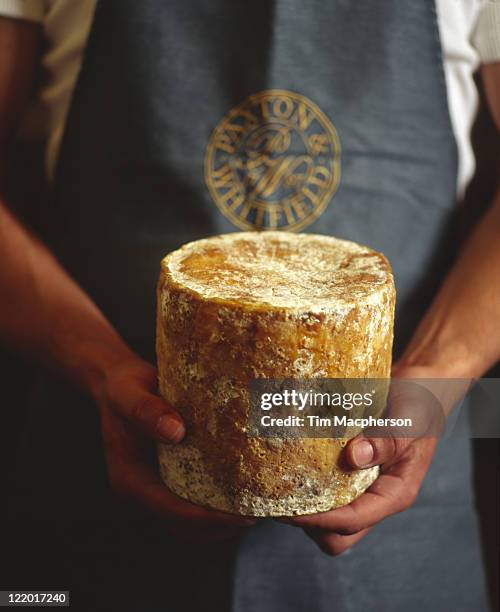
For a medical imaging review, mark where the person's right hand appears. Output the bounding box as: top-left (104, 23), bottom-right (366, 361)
top-left (95, 356), bottom-right (256, 544)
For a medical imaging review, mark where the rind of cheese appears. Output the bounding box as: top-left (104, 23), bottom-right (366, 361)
top-left (156, 232), bottom-right (395, 517)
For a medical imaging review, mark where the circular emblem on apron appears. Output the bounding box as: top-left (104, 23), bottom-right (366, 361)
top-left (205, 90), bottom-right (341, 231)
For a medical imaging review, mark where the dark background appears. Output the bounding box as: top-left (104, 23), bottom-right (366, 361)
top-left (0, 73), bottom-right (499, 610)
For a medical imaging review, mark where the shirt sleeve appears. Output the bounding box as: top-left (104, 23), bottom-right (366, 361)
top-left (0, 0), bottom-right (47, 23)
top-left (472, 0), bottom-right (500, 63)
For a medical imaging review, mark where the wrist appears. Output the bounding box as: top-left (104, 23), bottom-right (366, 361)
top-left (58, 331), bottom-right (141, 403)
top-left (395, 337), bottom-right (492, 379)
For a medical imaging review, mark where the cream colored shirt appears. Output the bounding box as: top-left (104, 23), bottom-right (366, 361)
top-left (1, 0), bottom-right (500, 196)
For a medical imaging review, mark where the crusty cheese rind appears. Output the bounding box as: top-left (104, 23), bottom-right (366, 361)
top-left (156, 232), bottom-right (395, 516)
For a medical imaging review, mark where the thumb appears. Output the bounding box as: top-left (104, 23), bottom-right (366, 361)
top-left (111, 380), bottom-right (186, 444)
top-left (346, 375), bottom-right (449, 470)
top-left (345, 434), bottom-right (413, 470)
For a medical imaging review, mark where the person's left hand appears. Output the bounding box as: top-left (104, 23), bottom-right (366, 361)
top-left (277, 364), bottom-right (461, 556)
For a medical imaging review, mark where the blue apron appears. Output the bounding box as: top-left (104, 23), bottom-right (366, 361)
top-left (9, 1), bottom-right (488, 610)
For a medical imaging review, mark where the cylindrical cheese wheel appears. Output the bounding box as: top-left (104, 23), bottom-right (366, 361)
top-left (156, 232), bottom-right (395, 516)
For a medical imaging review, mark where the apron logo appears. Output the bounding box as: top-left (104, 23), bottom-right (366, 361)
top-left (205, 90), bottom-right (340, 231)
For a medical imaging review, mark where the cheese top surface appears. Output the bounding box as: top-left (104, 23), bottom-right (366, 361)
top-left (161, 232), bottom-right (393, 311)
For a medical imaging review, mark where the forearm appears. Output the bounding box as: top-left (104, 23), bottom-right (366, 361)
top-left (397, 185), bottom-right (500, 378)
top-left (0, 197), bottom-right (137, 399)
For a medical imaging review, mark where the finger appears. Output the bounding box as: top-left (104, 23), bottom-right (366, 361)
top-left (281, 438), bottom-right (435, 533)
top-left (112, 384), bottom-right (185, 444)
top-left (119, 452), bottom-right (258, 528)
top-left (345, 434), bottom-right (413, 469)
top-left (304, 526), bottom-right (371, 556)
top-left (345, 375), bottom-right (447, 470)
top-left (344, 371), bottom-right (453, 471)
top-left (280, 473), bottom-right (407, 533)
top-left (102, 405), bottom-right (256, 528)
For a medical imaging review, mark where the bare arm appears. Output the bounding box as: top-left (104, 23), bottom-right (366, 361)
top-left (0, 17), bottom-right (179, 435)
top-left (0, 17), bottom-right (136, 393)
top-left (287, 63), bottom-right (500, 555)
top-left (396, 63), bottom-right (500, 377)
top-left (0, 17), bottom-right (254, 541)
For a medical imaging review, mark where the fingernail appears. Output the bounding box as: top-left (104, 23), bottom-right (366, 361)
top-left (157, 415), bottom-right (185, 443)
top-left (352, 440), bottom-right (374, 467)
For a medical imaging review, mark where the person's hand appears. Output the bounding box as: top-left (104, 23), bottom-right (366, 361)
top-left (278, 364), bottom-right (463, 556)
top-left (96, 357), bottom-right (256, 544)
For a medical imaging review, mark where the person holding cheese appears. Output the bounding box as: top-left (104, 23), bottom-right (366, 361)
top-left (0, 1), bottom-right (499, 610)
